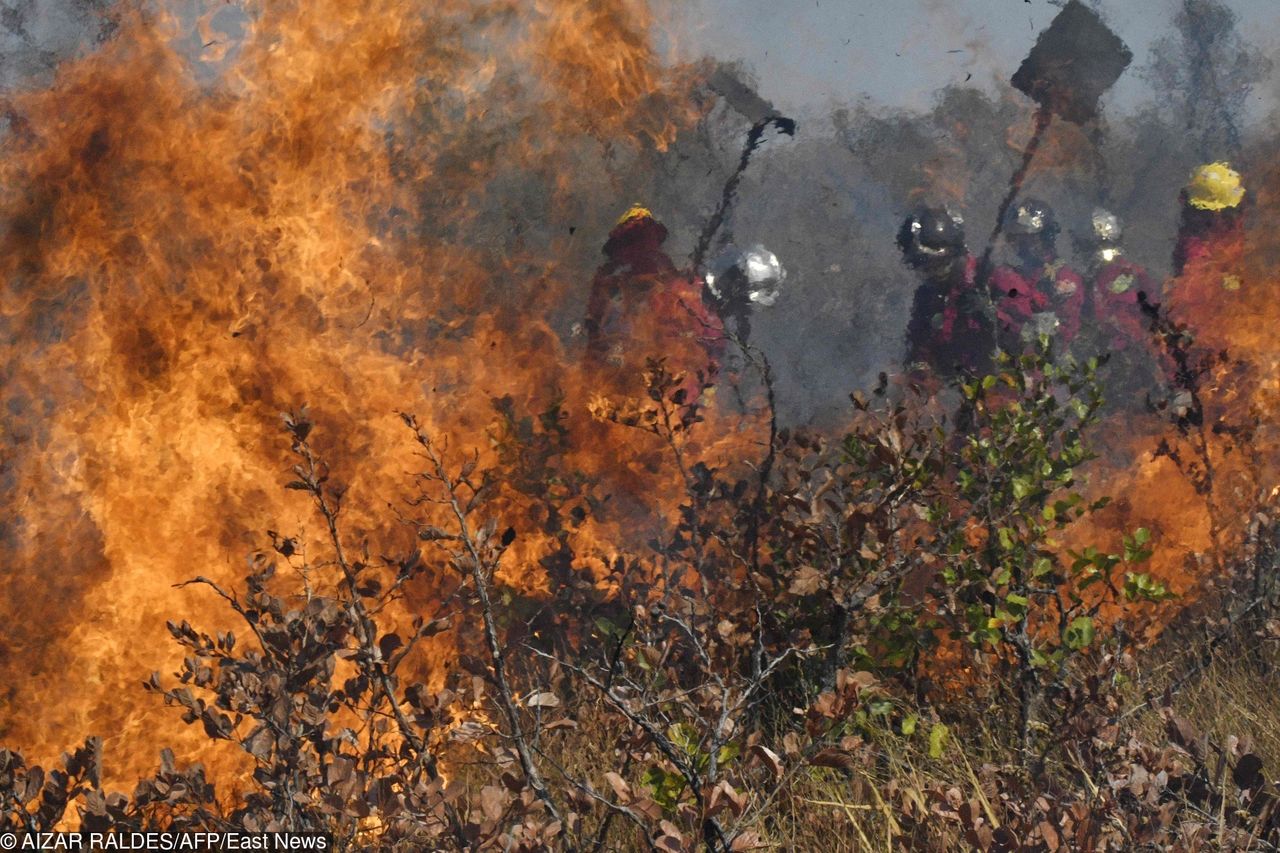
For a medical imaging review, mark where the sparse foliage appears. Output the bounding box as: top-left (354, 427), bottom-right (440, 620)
top-left (4, 338), bottom-right (1280, 851)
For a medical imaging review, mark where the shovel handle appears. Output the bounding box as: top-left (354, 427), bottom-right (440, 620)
top-left (691, 115), bottom-right (797, 275)
top-left (974, 104), bottom-right (1054, 353)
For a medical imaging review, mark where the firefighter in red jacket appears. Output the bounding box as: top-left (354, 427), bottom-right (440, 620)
top-left (1165, 162), bottom-right (1246, 344)
top-left (584, 204), bottom-right (725, 398)
top-left (990, 199), bottom-right (1083, 354)
top-left (897, 205), bottom-right (993, 379)
top-left (1081, 208), bottom-right (1154, 354)
top-left (1079, 208), bottom-right (1159, 400)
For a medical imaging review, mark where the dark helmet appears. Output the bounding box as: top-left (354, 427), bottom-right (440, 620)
top-left (1006, 198), bottom-right (1059, 240)
top-left (897, 206), bottom-right (966, 268)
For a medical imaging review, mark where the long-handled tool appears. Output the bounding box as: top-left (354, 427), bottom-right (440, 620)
top-left (975, 0), bottom-right (1132, 350)
top-left (693, 65), bottom-right (797, 275)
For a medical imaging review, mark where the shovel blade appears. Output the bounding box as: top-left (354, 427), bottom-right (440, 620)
top-left (1011, 0), bottom-right (1132, 125)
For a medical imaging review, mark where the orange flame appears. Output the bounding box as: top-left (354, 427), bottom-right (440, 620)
top-left (2, 0), bottom-right (1278, 803)
top-left (0, 0), bottom-right (707, 787)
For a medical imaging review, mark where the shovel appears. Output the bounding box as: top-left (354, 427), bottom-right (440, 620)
top-left (975, 0), bottom-right (1132, 347)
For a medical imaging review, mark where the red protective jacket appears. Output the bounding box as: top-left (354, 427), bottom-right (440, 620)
top-left (990, 260), bottom-right (1084, 350)
top-left (990, 264), bottom-right (1049, 349)
top-left (1045, 263), bottom-right (1085, 345)
top-left (585, 217), bottom-right (724, 398)
top-left (1166, 206), bottom-right (1245, 333)
top-left (1089, 257), bottom-right (1155, 352)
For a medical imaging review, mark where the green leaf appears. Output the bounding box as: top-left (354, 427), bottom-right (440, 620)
top-left (641, 766), bottom-right (686, 811)
top-left (1124, 527), bottom-right (1154, 563)
top-left (1005, 593), bottom-right (1028, 616)
top-left (901, 714), bottom-right (918, 736)
top-left (1064, 616), bottom-right (1095, 650)
top-left (668, 723), bottom-right (697, 755)
top-left (1124, 572), bottom-right (1175, 603)
top-left (929, 723), bottom-right (949, 759)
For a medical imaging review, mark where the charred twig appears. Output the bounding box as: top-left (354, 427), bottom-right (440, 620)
top-left (281, 412), bottom-right (468, 846)
top-left (1140, 295), bottom-right (1227, 572)
top-left (527, 646), bottom-right (724, 850)
top-left (403, 414), bottom-right (568, 836)
top-left (530, 744), bottom-right (655, 852)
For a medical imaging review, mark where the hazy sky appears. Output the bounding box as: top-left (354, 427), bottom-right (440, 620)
top-left (670, 0), bottom-right (1280, 121)
top-left (4, 1), bottom-right (1277, 122)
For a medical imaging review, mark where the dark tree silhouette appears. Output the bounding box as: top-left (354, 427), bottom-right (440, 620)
top-left (1144, 0), bottom-right (1272, 161)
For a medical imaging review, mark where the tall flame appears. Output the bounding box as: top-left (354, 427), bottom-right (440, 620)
top-left (2, 0), bottom-right (1280, 800)
top-left (0, 0), bottom-right (705, 785)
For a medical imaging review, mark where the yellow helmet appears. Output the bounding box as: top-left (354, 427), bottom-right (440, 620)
top-left (614, 203), bottom-right (654, 227)
top-left (1186, 161), bottom-right (1244, 211)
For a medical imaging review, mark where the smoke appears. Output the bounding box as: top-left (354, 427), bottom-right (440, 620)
top-left (0, 0), bottom-right (719, 781)
top-left (0, 0), bottom-right (1277, 786)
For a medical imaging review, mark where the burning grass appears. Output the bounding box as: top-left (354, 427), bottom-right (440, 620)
top-left (4, 2), bottom-right (1280, 850)
top-left (4, 341), bottom-right (1280, 850)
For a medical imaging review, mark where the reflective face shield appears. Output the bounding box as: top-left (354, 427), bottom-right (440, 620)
top-left (706, 244), bottom-right (787, 307)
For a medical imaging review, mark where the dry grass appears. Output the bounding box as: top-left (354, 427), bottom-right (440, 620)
top-left (464, 637), bottom-right (1280, 851)
top-left (1161, 640), bottom-right (1280, 767)
top-left (477, 694), bottom-right (1010, 851)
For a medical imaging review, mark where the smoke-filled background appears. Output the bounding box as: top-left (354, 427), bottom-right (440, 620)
top-left (667, 0), bottom-right (1280, 419)
top-left (1, 0), bottom-right (1278, 419)
top-left (1, 0), bottom-right (1278, 784)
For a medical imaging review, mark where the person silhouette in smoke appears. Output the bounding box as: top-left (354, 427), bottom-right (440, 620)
top-left (583, 204), bottom-right (724, 400)
top-left (1165, 162), bottom-right (1246, 341)
top-left (990, 199), bottom-right (1082, 355)
top-left (897, 205), bottom-right (993, 381)
top-left (703, 244), bottom-right (785, 347)
top-left (1077, 208), bottom-right (1159, 402)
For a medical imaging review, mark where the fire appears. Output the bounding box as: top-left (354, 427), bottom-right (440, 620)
top-left (1067, 159), bottom-right (1280, 617)
top-left (0, 0), bottom-right (1278, 808)
top-left (532, 0), bottom-right (698, 150)
top-left (0, 0), bottom-right (706, 788)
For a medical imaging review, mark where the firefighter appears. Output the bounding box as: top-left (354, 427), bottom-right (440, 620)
top-left (897, 205), bottom-right (993, 378)
top-left (1165, 161), bottom-right (1246, 335)
top-left (704, 243), bottom-right (785, 345)
top-left (1080, 208), bottom-right (1154, 354)
top-left (1079, 208), bottom-right (1159, 400)
top-left (584, 204), bottom-right (724, 398)
top-left (990, 199), bottom-right (1082, 353)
